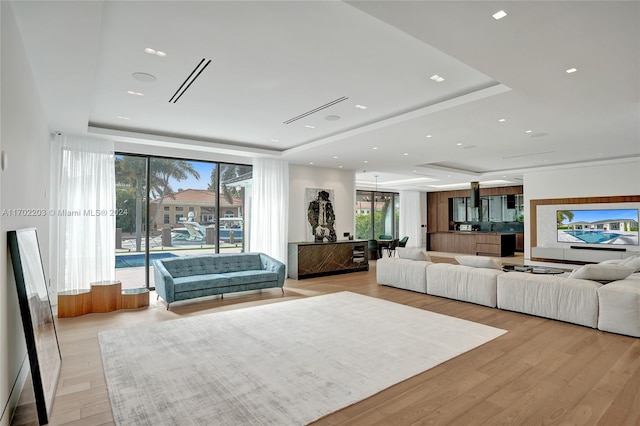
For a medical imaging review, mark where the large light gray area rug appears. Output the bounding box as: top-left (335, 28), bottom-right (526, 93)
top-left (99, 291), bottom-right (506, 425)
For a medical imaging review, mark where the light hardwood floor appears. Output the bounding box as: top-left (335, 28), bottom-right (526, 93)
top-left (11, 256), bottom-right (640, 425)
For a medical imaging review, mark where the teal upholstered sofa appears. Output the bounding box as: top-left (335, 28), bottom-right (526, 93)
top-left (153, 253), bottom-right (286, 309)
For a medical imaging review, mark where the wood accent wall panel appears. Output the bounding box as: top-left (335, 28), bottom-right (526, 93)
top-left (529, 195), bottom-right (640, 249)
top-left (427, 185), bottom-right (523, 232)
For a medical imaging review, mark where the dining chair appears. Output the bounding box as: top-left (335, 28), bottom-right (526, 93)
top-left (367, 239), bottom-right (379, 260)
top-left (383, 239), bottom-right (399, 257)
top-left (398, 236), bottom-right (409, 247)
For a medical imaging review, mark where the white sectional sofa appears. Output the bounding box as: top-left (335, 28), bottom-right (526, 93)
top-left (597, 274), bottom-right (640, 337)
top-left (376, 257), bottom-right (433, 293)
top-left (426, 263), bottom-right (502, 308)
top-left (377, 252), bottom-right (640, 337)
top-left (497, 272), bottom-right (602, 328)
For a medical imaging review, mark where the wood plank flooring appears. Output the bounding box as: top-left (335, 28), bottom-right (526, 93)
top-left (11, 257), bottom-right (640, 425)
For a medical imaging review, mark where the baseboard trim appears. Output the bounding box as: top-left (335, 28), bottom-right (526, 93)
top-left (1, 354), bottom-right (29, 426)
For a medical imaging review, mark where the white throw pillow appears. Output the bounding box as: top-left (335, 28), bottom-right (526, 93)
top-left (455, 255), bottom-right (501, 270)
top-left (569, 264), bottom-right (635, 283)
top-left (397, 248), bottom-right (430, 261)
top-left (621, 255), bottom-right (640, 273)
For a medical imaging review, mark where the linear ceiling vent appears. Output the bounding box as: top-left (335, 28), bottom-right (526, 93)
top-left (283, 96), bottom-right (349, 124)
top-left (169, 58), bottom-right (211, 103)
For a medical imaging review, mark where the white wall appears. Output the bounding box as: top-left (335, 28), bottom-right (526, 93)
top-left (288, 165), bottom-right (355, 243)
top-left (523, 159), bottom-right (640, 260)
top-left (1, 3), bottom-right (52, 424)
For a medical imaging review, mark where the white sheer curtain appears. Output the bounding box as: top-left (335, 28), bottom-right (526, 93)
top-left (249, 158), bottom-right (289, 264)
top-left (399, 190), bottom-right (423, 249)
top-left (51, 134), bottom-right (115, 292)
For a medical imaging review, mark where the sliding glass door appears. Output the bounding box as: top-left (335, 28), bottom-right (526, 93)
top-left (114, 154), bottom-right (252, 290)
top-left (355, 190), bottom-right (400, 240)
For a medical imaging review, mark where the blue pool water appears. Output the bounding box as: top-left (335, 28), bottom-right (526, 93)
top-left (116, 253), bottom-right (179, 269)
top-left (563, 230), bottom-right (622, 244)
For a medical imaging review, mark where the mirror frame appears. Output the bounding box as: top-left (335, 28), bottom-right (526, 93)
top-left (8, 228), bottom-right (61, 425)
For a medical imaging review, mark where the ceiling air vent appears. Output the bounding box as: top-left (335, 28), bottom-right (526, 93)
top-left (169, 58), bottom-right (211, 103)
top-left (283, 96), bottom-right (349, 124)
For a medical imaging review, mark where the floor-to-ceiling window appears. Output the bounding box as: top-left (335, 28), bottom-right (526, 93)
top-left (114, 154), bottom-right (252, 290)
top-left (355, 190), bottom-right (400, 240)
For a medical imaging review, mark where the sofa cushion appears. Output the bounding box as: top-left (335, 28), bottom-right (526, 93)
top-left (497, 272), bottom-right (601, 328)
top-left (376, 258), bottom-right (431, 293)
top-left (621, 255), bottom-right (640, 273)
top-left (597, 277), bottom-right (640, 337)
top-left (224, 270), bottom-right (279, 286)
top-left (568, 263), bottom-right (634, 283)
top-left (396, 248), bottom-right (430, 261)
top-left (426, 263), bottom-right (501, 307)
top-left (161, 254), bottom-right (263, 277)
top-left (455, 255), bottom-right (501, 270)
top-left (174, 274), bottom-right (230, 293)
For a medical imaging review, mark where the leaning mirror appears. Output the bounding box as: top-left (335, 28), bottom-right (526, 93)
top-left (8, 228), bottom-right (61, 425)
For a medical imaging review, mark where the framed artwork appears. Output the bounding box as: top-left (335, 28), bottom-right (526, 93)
top-left (8, 228), bottom-right (62, 425)
top-left (305, 188), bottom-right (337, 242)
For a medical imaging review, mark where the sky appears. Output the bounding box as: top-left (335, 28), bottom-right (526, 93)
top-left (167, 161), bottom-right (214, 192)
top-left (563, 209), bottom-right (639, 223)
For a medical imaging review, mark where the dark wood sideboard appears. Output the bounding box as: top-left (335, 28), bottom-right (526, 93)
top-left (288, 240), bottom-right (369, 279)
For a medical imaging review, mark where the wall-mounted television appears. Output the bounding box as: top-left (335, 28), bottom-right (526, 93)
top-left (557, 208), bottom-right (639, 246)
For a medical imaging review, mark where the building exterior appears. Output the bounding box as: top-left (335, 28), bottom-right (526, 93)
top-left (150, 189), bottom-right (243, 229)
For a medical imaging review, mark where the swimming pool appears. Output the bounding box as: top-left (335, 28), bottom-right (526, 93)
top-left (115, 253), bottom-right (179, 268)
top-left (563, 230), bottom-right (622, 244)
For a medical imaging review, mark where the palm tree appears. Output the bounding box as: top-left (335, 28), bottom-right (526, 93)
top-left (208, 164), bottom-right (247, 204)
top-left (557, 210), bottom-right (575, 227)
top-left (149, 159), bottom-right (201, 229)
top-left (116, 157), bottom-right (201, 251)
top-left (115, 156), bottom-right (147, 251)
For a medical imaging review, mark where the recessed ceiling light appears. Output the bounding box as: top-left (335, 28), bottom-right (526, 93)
top-left (498, 118), bottom-right (506, 122)
top-left (355, 104), bottom-right (367, 110)
top-left (565, 67), bottom-right (578, 74)
top-left (309, 162), bottom-right (314, 165)
top-left (305, 125), bottom-right (315, 129)
top-left (493, 10), bottom-right (507, 20)
top-left (403, 153), bottom-right (409, 156)
top-left (425, 134), bottom-right (433, 138)
top-left (126, 90), bottom-right (144, 96)
top-left (430, 74), bottom-right (445, 82)
top-left (372, 147), bottom-right (378, 150)
top-left (144, 47), bottom-right (166, 57)
top-left (364, 160), bottom-right (369, 163)
top-left (333, 156), bottom-right (338, 159)
top-left (339, 165), bottom-right (343, 168)
top-left (456, 142), bottom-right (463, 146)
top-left (525, 130), bottom-right (533, 133)
top-left (269, 139), bottom-right (279, 143)
top-left (325, 115), bottom-right (340, 121)
top-left (132, 72), bottom-right (157, 82)
top-left (116, 116), bottom-right (131, 120)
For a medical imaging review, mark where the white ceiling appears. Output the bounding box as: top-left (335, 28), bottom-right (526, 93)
top-left (10, 1), bottom-right (640, 191)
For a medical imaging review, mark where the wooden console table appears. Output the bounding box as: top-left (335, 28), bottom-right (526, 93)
top-left (288, 240), bottom-right (369, 279)
top-left (58, 281), bottom-right (149, 318)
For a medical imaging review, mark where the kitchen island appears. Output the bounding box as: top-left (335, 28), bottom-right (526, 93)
top-left (426, 232), bottom-right (516, 257)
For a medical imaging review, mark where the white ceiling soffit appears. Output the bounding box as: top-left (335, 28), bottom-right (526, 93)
top-left (9, 1), bottom-right (639, 190)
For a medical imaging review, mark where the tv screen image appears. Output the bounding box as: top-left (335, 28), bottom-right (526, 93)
top-left (557, 208), bottom-right (639, 246)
